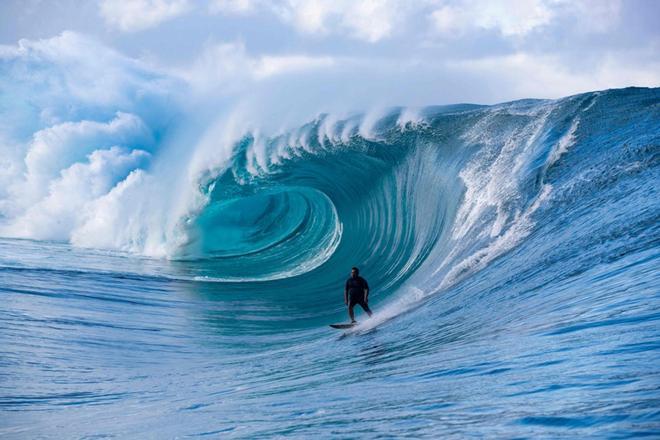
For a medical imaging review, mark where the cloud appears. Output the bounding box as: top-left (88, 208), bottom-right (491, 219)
top-left (430, 0), bottom-right (554, 37)
top-left (208, 0), bottom-right (406, 42)
top-left (93, 0), bottom-right (627, 43)
top-left (179, 41), bottom-right (335, 93)
top-left (0, 31), bottom-right (182, 118)
top-left (207, 0), bottom-right (625, 44)
top-left (256, 54), bottom-right (335, 78)
top-left (276, 0), bottom-right (402, 42)
top-left (445, 51), bottom-right (660, 100)
top-left (429, 0), bottom-right (622, 37)
top-left (99, 0), bottom-right (192, 32)
top-left (209, 0), bottom-right (255, 14)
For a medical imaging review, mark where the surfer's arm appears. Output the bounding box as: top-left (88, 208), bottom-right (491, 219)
top-left (344, 281), bottom-right (349, 305)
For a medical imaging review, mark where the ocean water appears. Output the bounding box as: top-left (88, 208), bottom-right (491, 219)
top-left (1, 87), bottom-right (659, 438)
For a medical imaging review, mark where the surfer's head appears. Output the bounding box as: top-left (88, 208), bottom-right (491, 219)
top-left (351, 267), bottom-right (359, 278)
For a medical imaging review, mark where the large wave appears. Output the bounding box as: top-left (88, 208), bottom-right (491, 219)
top-left (1, 33), bottom-right (658, 330)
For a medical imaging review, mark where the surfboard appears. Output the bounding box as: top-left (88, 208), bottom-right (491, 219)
top-left (330, 323), bottom-right (356, 329)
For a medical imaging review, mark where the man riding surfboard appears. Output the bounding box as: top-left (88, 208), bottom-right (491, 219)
top-left (345, 267), bottom-right (372, 323)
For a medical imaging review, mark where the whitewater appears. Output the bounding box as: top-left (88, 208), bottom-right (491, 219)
top-left (1, 35), bottom-right (659, 438)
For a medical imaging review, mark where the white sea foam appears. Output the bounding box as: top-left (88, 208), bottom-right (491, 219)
top-left (547, 117), bottom-right (579, 169)
top-left (396, 107), bottom-right (425, 130)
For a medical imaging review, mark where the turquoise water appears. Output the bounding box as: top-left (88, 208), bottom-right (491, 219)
top-left (1, 87), bottom-right (659, 438)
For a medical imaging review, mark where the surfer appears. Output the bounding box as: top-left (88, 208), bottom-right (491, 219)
top-left (345, 267), bottom-right (372, 323)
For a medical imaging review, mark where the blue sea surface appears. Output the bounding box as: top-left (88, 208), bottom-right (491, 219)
top-left (1, 87), bottom-right (659, 438)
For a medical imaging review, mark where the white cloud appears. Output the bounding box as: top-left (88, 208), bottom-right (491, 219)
top-left (204, 0), bottom-right (623, 44)
top-left (99, 0), bottom-right (192, 32)
top-left (209, 0), bottom-right (255, 14)
top-left (255, 54), bottom-right (335, 78)
top-left (2, 31), bottom-right (177, 108)
top-left (179, 41), bottom-right (335, 92)
top-left (204, 0), bottom-right (623, 43)
top-left (446, 51), bottom-right (660, 100)
top-left (205, 0), bottom-right (628, 43)
top-left (431, 0), bottom-right (554, 37)
top-left (429, 0), bottom-right (622, 37)
top-left (287, 0), bottom-right (403, 42)
top-left (230, 0), bottom-right (407, 42)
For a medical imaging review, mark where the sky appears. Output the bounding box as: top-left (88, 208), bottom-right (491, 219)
top-left (1, 0), bottom-right (659, 108)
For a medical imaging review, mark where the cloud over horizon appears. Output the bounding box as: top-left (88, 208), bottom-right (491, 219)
top-left (95, 0), bottom-right (629, 44)
top-left (1, 0), bottom-right (658, 107)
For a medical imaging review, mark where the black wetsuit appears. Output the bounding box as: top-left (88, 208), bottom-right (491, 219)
top-left (346, 276), bottom-right (371, 312)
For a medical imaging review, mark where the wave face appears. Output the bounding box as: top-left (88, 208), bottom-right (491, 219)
top-left (1, 87), bottom-right (659, 438)
top-left (171, 88), bottom-right (658, 315)
top-left (173, 87), bottom-right (660, 328)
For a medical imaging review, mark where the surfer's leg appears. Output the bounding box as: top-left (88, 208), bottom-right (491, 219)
top-left (361, 302), bottom-right (373, 317)
top-left (348, 304), bottom-right (356, 323)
